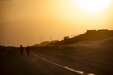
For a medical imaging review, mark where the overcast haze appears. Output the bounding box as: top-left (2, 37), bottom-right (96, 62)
top-left (0, 0), bottom-right (113, 46)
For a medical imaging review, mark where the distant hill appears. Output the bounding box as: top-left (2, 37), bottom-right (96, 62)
top-left (33, 29), bottom-right (113, 48)
top-left (33, 40), bottom-right (59, 47)
top-left (53, 29), bottom-right (113, 45)
top-left (33, 41), bottom-right (50, 47)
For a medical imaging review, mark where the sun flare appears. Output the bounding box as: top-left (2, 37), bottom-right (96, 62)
top-left (76, 0), bottom-right (112, 13)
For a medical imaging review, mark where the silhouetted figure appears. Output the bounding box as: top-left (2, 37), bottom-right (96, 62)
top-left (20, 45), bottom-right (24, 56)
top-left (26, 46), bottom-right (30, 56)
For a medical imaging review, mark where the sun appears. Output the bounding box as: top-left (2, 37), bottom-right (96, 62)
top-left (76, 0), bottom-right (112, 13)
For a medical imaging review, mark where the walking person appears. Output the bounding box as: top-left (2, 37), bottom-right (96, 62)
top-left (20, 45), bottom-right (24, 56)
top-left (26, 46), bottom-right (30, 56)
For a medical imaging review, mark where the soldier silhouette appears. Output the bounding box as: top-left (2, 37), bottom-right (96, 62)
top-left (26, 46), bottom-right (30, 56)
top-left (20, 45), bottom-right (24, 56)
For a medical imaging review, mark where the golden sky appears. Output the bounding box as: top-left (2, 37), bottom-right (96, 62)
top-left (0, 0), bottom-right (113, 46)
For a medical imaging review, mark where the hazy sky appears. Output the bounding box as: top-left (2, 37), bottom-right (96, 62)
top-left (0, 0), bottom-right (113, 46)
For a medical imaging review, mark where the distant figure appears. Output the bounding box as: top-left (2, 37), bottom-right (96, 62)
top-left (26, 46), bottom-right (30, 56)
top-left (20, 45), bottom-right (24, 56)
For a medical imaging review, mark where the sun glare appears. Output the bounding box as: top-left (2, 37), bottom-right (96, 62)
top-left (76, 0), bottom-right (112, 13)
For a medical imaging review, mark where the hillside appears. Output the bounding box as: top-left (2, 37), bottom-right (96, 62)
top-left (32, 29), bottom-right (113, 48)
top-left (53, 29), bottom-right (113, 45)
